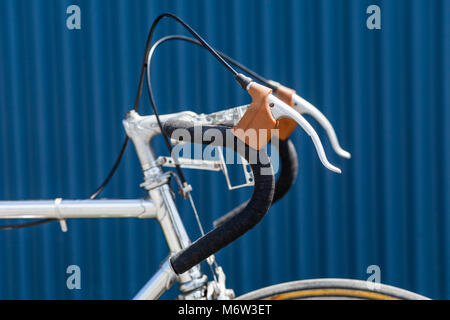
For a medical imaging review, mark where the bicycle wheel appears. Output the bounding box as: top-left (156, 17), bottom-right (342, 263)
top-left (236, 278), bottom-right (429, 300)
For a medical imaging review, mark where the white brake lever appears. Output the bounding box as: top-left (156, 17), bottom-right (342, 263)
top-left (268, 94), bottom-right (342, 174)
top-left (292, 94), bottom-right (351, 159)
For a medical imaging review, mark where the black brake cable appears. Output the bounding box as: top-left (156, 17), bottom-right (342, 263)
top-left (95, 18), bottom-right (274, 201)
top-left (147, 35), bottom-right (276, 90)
top-left (0, 218), bottom-right (56, 230)
top-left (1, 13), bottom-right (265, 230)
top-left (97, 13), bottom-right (249, 193)
top-left (145, 34), bottom-right (276, 197)
top-left (141, 13), bottom-right (248, 187)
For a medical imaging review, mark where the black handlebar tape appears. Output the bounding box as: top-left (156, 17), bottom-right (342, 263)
top-left (273, 139), bottom-right (299, 202)
top-left (163, 120), bottom-right (275, 275)
top-left (213, 139), bottom-right (298, 228)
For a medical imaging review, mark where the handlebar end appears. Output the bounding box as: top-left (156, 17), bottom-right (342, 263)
top-left (338, 150), bottom-right (351, 159)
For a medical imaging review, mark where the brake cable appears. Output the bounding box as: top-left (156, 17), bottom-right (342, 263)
top-left (1, 13), bottom-right (263, 230)
top-left (147, 35), bottom-right (277, 89)
top-left (95, 14), bottom-right (257, 199)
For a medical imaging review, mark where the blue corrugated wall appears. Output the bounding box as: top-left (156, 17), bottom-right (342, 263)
top-left (0, 0), bottom-right (448, 299)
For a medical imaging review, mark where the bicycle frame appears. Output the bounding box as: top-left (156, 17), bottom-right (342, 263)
top-left (0, 83), bottom-right (351, 299)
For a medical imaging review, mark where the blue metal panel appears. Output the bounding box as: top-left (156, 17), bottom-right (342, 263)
top-left (0, 0), bottom-right (448, 299)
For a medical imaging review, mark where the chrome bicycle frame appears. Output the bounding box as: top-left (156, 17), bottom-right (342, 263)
top-left (0, 107), bottom-right (249, 300)
top-left (123, 109), bottom-right (209, 300)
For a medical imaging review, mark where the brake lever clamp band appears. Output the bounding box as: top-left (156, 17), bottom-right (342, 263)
top-left (231, 82), bottom-right (279, 150)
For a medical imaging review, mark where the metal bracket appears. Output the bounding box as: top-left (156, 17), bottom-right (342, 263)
top-left (217, 147), bottom-right (254, 190)
top-left (155, 147), bottom-right (254, 191)
top-left (140, 167), bottom-right (171, 191)
top-left (206, 265), bottom-right (235, 300)
top-left (157, 156), bottom-right (222, 171)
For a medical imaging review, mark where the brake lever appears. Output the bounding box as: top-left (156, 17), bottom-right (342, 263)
top-left (292, 93), bottom-right (351, 159)
top-left (268, 94), bottom-right (342, 174)
top-left (270, 81), bottom-right (351, 159)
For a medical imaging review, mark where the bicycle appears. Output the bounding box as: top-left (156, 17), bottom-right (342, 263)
top-left (0, 13), bottom-right (428, 300)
